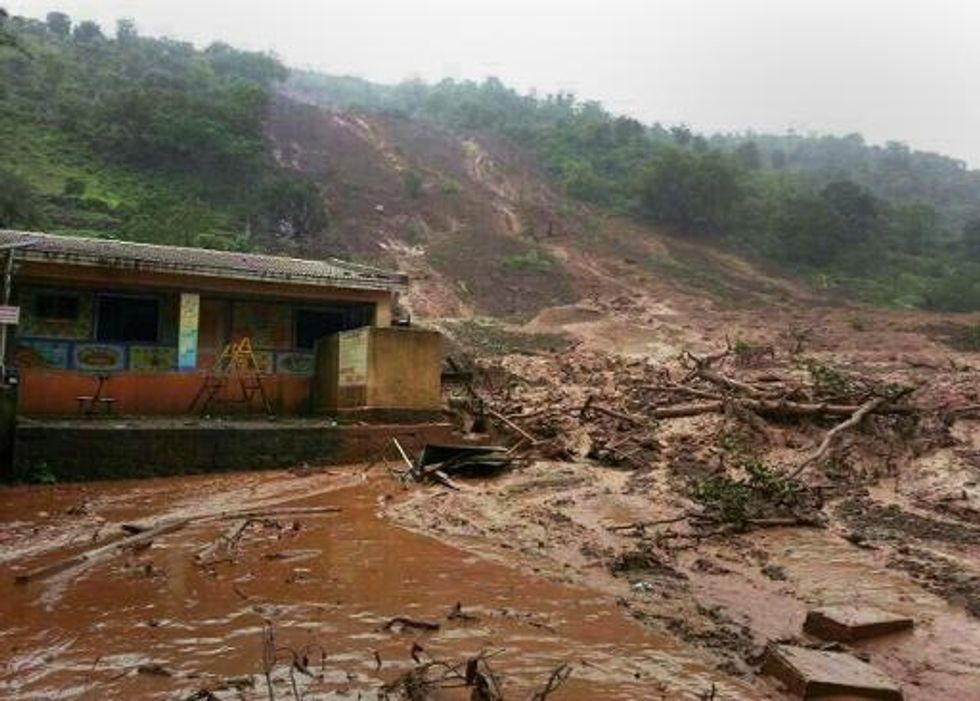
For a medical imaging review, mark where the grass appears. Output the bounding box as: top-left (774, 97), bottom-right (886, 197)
top-left (502, 249), bottom-right (554, 273)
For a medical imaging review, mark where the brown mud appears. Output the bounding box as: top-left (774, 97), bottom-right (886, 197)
top-left (1, 470), bottom-right (764, 700)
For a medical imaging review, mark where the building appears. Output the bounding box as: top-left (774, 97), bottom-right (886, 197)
top-left (0, 230), bottom-right (440, 418)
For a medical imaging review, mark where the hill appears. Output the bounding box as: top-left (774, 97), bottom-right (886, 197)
top-left (3, 9), bottom-right (980, 315)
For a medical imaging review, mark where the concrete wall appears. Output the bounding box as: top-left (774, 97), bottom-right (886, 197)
top-left (367, 327), bottom-right (442, 410)
top-left (312, 327), bottom-right (442, 413)
top-left (14, 421), bottom-right (453, 481)
top-left (19, 369), bottom-right (311, 416)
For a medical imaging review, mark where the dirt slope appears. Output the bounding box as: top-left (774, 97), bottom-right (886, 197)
top-left (265, 93), bottom-right (821, 324)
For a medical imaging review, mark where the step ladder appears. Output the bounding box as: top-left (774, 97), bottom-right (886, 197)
top-left (190, 337), bottom-right (273, 416)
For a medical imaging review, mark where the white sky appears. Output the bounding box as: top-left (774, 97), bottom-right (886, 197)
top-left (9, 0), bottom-right (980, 167)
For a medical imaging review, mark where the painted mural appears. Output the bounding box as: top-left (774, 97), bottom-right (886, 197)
top-left (15, 340), bottom-right (70, 369)
top-left (232, 302), bottom-right (291, 349)
top-left (276, 352), bottom-right (314, 376)
top-left (18, 289), bottom-right (93, 340)
top-left (73, 344), bottom-right (126, 371)
top-left (130, 346), bottom-right (178, 371)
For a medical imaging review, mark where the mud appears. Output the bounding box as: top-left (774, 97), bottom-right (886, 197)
top-left (1, 470), bottom-right (764, 700)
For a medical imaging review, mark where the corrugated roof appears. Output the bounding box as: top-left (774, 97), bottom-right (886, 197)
top-left (0, 230), bottom-right (407, 292)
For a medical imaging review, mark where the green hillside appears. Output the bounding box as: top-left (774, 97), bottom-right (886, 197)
top-left (3, 9), bottom-right (980, 311)
top-left (0, 10), bottom-right (325, 251)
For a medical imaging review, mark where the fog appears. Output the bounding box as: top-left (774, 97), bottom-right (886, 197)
top-left (9, 0), bottom-right (980, 166)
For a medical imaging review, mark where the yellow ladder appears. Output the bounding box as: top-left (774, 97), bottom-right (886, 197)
top-left (190, 337), bottom-right (273, 416)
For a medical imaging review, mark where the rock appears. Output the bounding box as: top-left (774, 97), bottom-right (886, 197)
top-left (804, 606), bottom-right (913, 642)
top-left (762, 644), bottom-right (903, 700)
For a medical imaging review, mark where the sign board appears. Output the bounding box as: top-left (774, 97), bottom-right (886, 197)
top-left (338, 328), bottom-right (368, 387)
top-left (178, 293), bottom-right (200, 370)
top-left (0, 306), bottom-right (20, 325)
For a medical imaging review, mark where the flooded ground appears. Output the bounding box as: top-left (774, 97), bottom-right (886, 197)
top-left (0, 469), bottom-right (762, 700)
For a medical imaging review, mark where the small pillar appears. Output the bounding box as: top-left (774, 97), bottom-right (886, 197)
top-left (178, 292), bottom-right (200, 370)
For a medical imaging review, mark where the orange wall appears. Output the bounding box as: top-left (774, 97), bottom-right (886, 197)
top-left (19, 369), bottom-right (312, 417)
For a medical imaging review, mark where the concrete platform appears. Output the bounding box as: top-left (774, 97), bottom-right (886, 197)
top-left (762, 645), bottom-right (903, 700)
top-left (804, 606), bottom-right (914, 642)
top-left (12, 418), bottom-right (453, 481)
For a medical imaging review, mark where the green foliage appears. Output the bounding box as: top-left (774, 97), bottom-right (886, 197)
top-left (503, 249), bottom-right (553, 272)
top-left (0, 10), bottom-right (317, 250)
top-left (693, 457), bottom-right (805, 524)
top-left (439, 179), bottom-right (460, 196)
top-left (800, 358), bottom-right (861, 396)
top-left (636, 147), bottom-right (744, 234)
top-left (256, 175), bottom-right (328, 238)
top-left (403, 170), bottom-right (423, 199)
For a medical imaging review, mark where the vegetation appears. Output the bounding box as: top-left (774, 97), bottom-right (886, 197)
top-left (5, 9), bottom-right (980, 310)
top-left (693, 458), bottom-right (807, 524)
top-left (0, 11), bottom-right (326, 249)
top-left (288, 72), bottom-right (980, 311)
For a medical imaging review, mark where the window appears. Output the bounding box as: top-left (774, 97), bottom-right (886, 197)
top-left (96, 295), bottom-right (160, 343)
top-left (295, 309), bottom-right (346, 350)
top-left (34, 293), bottom-right (80, 320)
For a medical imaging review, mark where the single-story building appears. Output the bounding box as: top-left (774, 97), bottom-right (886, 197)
top-left (0, 230), bottom-right (441, 417)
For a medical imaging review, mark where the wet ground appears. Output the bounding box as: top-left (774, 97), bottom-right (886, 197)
top-left (1, 469), bottom-right (762, 700)
top-left (390, 460), bottom-right (980, 701)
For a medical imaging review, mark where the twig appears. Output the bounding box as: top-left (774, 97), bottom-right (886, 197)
top-left (607, 513), bottom-right (691, 531)
top-left (530, 663), bottom-right (572, 700)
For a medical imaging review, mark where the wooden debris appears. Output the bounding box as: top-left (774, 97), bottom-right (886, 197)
top-left (382, 616), bottom-right (441, 633)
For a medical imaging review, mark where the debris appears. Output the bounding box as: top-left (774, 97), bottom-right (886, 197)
top-left (14, 505), bottom-right (342, 584)
top-left (415, 443), bottom-right (511, 478)
top-left (529, 662), bottom-right (572, 700)
top-left (382, 616), bottom-right (441, 633)
top-left (447, 601), bottom-right (480, 621)
top-left (761, 644), bottom-right (903, 700)
top-left (803, 606), bottom-right (914, 642)
top-left (136, 662), bottom-right (172, 677)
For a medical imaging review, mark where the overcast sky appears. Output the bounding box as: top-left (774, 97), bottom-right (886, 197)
top-left (9, 0), bottom-right (980, 167)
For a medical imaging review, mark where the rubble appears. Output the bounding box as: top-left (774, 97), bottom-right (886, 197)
top-left (803, 606), bottom-right (913, 642)
top-left (761, 644), bottom-right (903, 700)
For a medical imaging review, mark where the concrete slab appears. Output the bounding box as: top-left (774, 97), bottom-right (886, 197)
top-left (804, 606), bottom-right (914, 642)
top-left (762, 644), bottom-right (903, 700)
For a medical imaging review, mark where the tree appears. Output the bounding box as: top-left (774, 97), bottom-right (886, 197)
top-left (734, 141), bottom-right (761, 170)
top-left (819, 180), bottom-right (880, 247)
top-left (258, 177), bottom-right (327, 238)
top-left (0, 167), bottom-right (45, 229)
top-left (636, 146), bottom-right (743, 234)
top-left (115, 18), bottom-right (137, 43)
top-left (72, 20), bottom-right (103, 43)
top-left (963, 219), bottom-right (980, 260)
top-left (45, 11), bottom-right (71, 38)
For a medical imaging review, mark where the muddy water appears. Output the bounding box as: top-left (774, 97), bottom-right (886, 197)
top-left (0, 472), bottom-right (751, 700)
